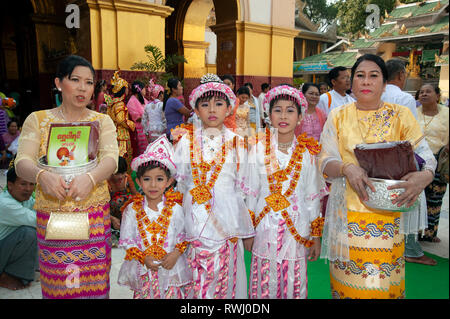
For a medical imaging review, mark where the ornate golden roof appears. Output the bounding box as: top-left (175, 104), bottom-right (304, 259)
top-left (399, 24), bottom-right (408, 35)
top-left (415, 26), bottom-right (431, 33)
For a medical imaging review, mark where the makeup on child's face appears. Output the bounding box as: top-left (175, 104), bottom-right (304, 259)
top-left (269, 100), bottom-right (301, 134)
top-left (194, 96), bottom-right (231, 129)
top-left (137, 167), bottom-right (173, 203)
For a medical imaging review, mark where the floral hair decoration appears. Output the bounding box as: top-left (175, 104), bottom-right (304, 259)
top-left (188, 74), bottom-right (236, 109)
top-left (262, 85), bottom-right (307, 115)
top-left (148, 79), bottom-right (165, 101)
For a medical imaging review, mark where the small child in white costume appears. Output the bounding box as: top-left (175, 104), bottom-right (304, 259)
top-left (118, 135), bottom-right (192, 299)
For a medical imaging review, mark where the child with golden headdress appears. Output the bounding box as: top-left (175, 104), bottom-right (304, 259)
top-left (105, 70), bottom-right (135, 171)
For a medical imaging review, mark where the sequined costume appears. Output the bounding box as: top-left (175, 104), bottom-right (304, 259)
top-left (106, 95), bottom-right (135, 170)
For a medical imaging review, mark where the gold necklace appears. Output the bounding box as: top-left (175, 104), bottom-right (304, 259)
top-left (278, 135), bottom-right (295, 152)
top-left (421, 110), bottom-right (437, 130)
top-left (414, 108), bottom-right (439, 146)
top-left (278, 141), bottom-right (293, 149)
top-left (59, 106), bottom-right (86, 122)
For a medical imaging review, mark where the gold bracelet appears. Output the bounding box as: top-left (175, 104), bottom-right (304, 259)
top-left (86, 172), bottom-right (96, 187)
top-left (36, 169), bottom-right (45, 184)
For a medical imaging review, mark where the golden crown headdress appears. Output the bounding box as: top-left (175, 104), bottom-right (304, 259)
top-left (111, 70), bottom-right (129, 94)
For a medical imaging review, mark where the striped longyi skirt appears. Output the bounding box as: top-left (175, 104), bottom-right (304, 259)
top-left (329, 210), bottom-right (405, 299)
top-left (36, 203), bottom-right (112, 299)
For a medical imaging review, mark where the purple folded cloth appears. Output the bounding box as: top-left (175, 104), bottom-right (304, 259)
top-left (415, 153), bottom-right (425, 170)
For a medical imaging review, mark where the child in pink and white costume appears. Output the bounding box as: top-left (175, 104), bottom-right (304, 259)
top-left (173, 74), bottom-right (255, 299)
top-left (247, 85), bottom-right (328, 299)
top-left (118, 135), bottom-right (192, 299)
top-left (142, 80), bottom-right (167, 143)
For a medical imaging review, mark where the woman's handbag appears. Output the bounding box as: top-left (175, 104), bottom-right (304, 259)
top-left (354, 141), bottom-right (417, 180)
top-left (45, 211), bottom-right (90, 240)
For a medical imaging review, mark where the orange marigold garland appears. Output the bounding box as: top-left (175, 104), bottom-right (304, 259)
top-left (310, 217), bottom-right (325, 237)
top-left (175, 241), bottom-right (189, 254)
top-left (125, 247), bottom-right (145, 264)
top-left (253, 128), bottom-right (324, 247)
top-left (171, 123), bottom-right (194, 146)
top-left (189, 128), bottom-right (228, 205)
top-left (124, 190), bottom-right (188, 264)
top-left (187, 127), bottom-right (248, 241)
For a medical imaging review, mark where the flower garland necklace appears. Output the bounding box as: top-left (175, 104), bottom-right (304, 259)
top-left (123, 190), bottom-right (188, 263)
top-left (186, 126), bottom-right (246, 243)
top-left (249, 127), bottom-right (322, 247)
top-left (189, 128), bottom-right (228, 206)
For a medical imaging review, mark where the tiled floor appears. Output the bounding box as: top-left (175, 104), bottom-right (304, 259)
top-left (0, 169), bottom-right (448, 299)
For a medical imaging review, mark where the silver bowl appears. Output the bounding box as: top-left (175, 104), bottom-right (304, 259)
top-left (363, 178), bottom-right (418, 212)
top-left (37, 156), bottom-right (97, 184)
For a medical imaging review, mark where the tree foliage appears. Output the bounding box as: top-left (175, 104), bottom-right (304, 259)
top-left (336, 0), bottom-right (396, 36)
top-left (131, 44), bottom-right (187, 85)
top-left (302, 0), bottom-right (338, 31)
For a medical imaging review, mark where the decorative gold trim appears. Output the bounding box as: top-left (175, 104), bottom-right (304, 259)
top-left (415, 26), bottom-right (431, 34)
top-left (431, 1), bottom-right (443, 12)
top-left (211, 21), bottom-right (297, 38)
top-left (399, 24), bottom-right (408, 35)
top-left (384, 9), bottom-right (392, 19)
top-left (238, 22), bottom-right (272, 35)
top-left (435, 54), bottom-right (448, 66)
top-left (271, 26), bottom-right (300, 38)
top-left (183, 40), bottom-right (210, 50)
top-left (402, 12), bottom-right (412, 18)
top-left (86, 0), bottom-right (173, 17)
top-left (210, 21), bottom-right (237, 33)
top-left (380, 31), bottom-right (394, 37)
